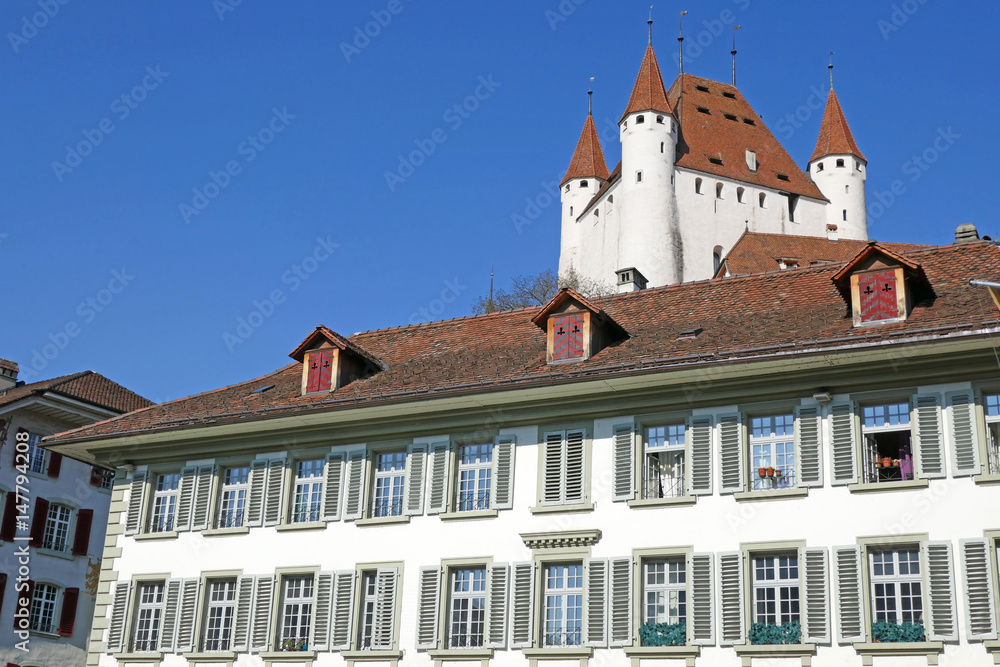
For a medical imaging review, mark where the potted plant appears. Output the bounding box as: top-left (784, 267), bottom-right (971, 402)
top-left (882, 457), bottom-right (892, 467)
top-left (758, 467), bottom-right (767, 478)
top-left (766, 467), bottom-right (775, 477)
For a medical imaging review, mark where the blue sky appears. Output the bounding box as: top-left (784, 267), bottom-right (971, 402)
top-left (3, 0), bottom-right (997, 403)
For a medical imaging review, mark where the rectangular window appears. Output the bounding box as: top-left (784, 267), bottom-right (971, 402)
top-left (985, 394), bottom-right (1000, 475)
top-left (750, 415), bottom-right (796, 490)
top-left (861, 402), bottom-right (913, 483)
top-left (372, 451), bottom-right (406, 518)
top-left (456, 444), bottom-right (492, 512)
top-left (643, 424), bottom-right (685, 499)
top-left (132, 582), bottom-right (164, 652)
top-left (26, 434), bottom-right (46, 474)
top-left (541, 429), bottom-right (586, 505)
top-left (643, 558), bottom-right (686, 626)
top-left (42, 504), bottom-right (72, 552)
top-left (358, 571), bottom-right (378, 649)
top-left (543, 563), bottom-right (583, 647)
top-left (217, 466), bottom-right (250, 528)
top-left (203, 579), bottom-right (237, 651)
top-left (752, 554), bottom-right (800, 626)
top-left (99, 469), bottom-right (114, 490)
top-left (279, 576), bottom-right (314, 651)
top-left (869, 547), bottom-right (923, 625)
top-left (150, 472), bottom-right (180, 532)
top-left (29, 583), bottom-right (59, 634)
top-left (291, 460), bottom-right (323, 523)
top-left (448, 567), bottom-right (486, 648)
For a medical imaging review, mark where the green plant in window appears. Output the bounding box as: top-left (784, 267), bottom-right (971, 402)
top-left (870, 620), bottom-right (925, 643)
top-left (638, 621), bottom-right (686, 646)
top-left (748, 621), bottom-right (801, 645)
top-left (280, 638), bottom-right (308, 651)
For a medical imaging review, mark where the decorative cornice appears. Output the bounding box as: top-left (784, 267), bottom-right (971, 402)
top-left (520, 529), bottom-right (602, 550)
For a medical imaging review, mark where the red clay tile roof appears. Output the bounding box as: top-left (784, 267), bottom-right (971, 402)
top-left (667, 75), bottom-right (825, 201)
top-left (46, 243), bottom-right (1000, 446)
top-left (561, 113), bottom-right (611, 186)
top-left (810, 89), bottom-right (866, 163)
top-left (718, 232), bottom-right (934, 277)
top-left (0, 371), bottom-right (153, 414)
top-left (620, 45), bottom-right (673, 122)
top-left (289, 325), bottom-right (384, 369)
top-left (831, 243), bottom-right (923, 283)
top-left (0, 358), bottom-right (18, 373)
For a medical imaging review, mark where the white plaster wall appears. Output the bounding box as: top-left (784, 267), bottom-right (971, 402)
top-left (574, 179), bottom-right (624, 289)
top-left (809, 157), bottom-right (869, 241)
top-left (559, 178), bottom-right (602, 279)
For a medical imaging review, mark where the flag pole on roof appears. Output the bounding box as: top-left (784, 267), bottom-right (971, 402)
top-left (648, 5), bottom-right (653, 45)
top-left (732, 25), bottom-right (741, 86)
top-left (588, 77), bottom-right (594, 115)
top-left (829, 51), bottom-right (835, 90)
top-left (678, 10), bottom-right (688, 74)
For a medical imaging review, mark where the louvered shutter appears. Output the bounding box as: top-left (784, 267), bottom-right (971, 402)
top-left (233, 575), bottom-right (256, 652)
top-left (833, 546), bottom-right (865, 642)
top-left (584, 558), bottom-right (608, 647)
top-left (331, 570), bottom-right (356, 650)
top-left (612, 425), bottom-right (635, 502)
top-left (923, 541), bottom-right (958, 641)
top-left (191, 465), bottom-right (215, 531)
top-left (486, 563), bottom-right (509, 649)
top-left (510, 561), bottom-right (536, 648)
top-left (29, 498), bottom-right (48, 547)
top-left (802, 547), bottom-right (830, 644)
top-left (914, 394), bottom-right (946, 478)
top-left (158, 579), bottom-right (182, 652)
top-left (404, 445), bottom-right (427, 516)
top-left (947, 391), bottom-right (982, 476)
top-left (0, 492), bottom-right (18, 541)
top-left (687, 416), bottom-right (713, 495)
top-left (251, 575), bottom-right (274, 651)
top-left (960, 538), bottom-right (998, 640)
top-left (689, 553), bottom-right (714, 645)
top-left (246, 460), bottom-right (268, 527)
top-left (565, 429), bottom-right (586, 503)
top-left (263, 458), bottom-right (285, 526)
top-left (416, 566), bottom-right (442, 649)
top-left (542, 431), bottom-right (565, 505)
top-left (58, 587), bottom-right (79, 637)
top-left (343, 450), bottom-right (367, 521)
top-left (609, 557), bottom-right (632, 647)
top-left (718, 415), bottom-right (745, 494)
top-left (795, 406), bottom-right (823, 487)
top-left (372, 568), bottom-right (398, 650)
top-left (72, 509), bottom-right (93, 556)
top-left (829, 403), bottom-right (858, 485)
top-left (177, 578), bottom-right (200, 652)
top-left (107, 581), bottom-right (131, 653)
top-left (322, 453), bottom-right (345, 521)
top-left (718, 552), bottom-right (745, 645)
top-left (492, 436), bottom-right (516, 510)
top-left (426, 442), bottom-right (450, 515)
top-left (175, 467), bottom-right (197, 531)
top-left (312, 572), bottom-right (335, 651)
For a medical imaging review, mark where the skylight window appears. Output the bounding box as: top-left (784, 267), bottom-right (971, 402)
top-left (697, 107), bottom-right (711, 115)
top-left (695, 85), bottom-right (710, 92)
top-left (776, 173), bottom-right (790, 182)
top-left (742, 118), bottom-right (756, 126)
top-left (724, 113), bottom-right (738, 121)
top-left (709, 157), bottom-right (723, 166)
top-left (722, 91), bottom-right (737, 99)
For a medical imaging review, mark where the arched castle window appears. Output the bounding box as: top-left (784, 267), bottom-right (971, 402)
top-left (737, 187), bottom-right (745, 203)
top-left (713, 246), bottom-right (723, 274)
top-left (759, 193), bottom-right (766, 208)
top-left (580, 180), bottom-right (588, 188)
top-left (716, 183), bottom-right (724, 199)
top-left (636, 115), bottom-right (645, 124)
top-left (836, 159), bottom-right (845, 168)
top-left (695, 178), bottom-right (703, 194)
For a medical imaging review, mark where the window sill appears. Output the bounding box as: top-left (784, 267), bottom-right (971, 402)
top-left (354, 515), bottom-right (411, 527)
top-left (624, 645), bottom-right (700, 666)
top-left (439, 509), bottom-right (499, 522)
top-left (37, 547), bottom-right (75, 561)
top-left (627, 497), bottom-right (697, 509)
top-left (734, 643), bottom-right (816, 666)
top-left (848, 479), bottom-right (929, 494)
top-left (259, 649), bottom-right (318, 661)
top-left (522, 647), bottom-right (594, 658)
top-left (183, 651), bottom-right (237, 661)
top-left (733, 488), bottom-right (809, 503)
top-left (114, 652), bottom-right (164, 662)
top-left (133, 531), bottom-right (177, 541)
top-left (342, 649), bottom-right (404, 660)
top-left (975, 473), bottom-right (1000, 486)
top-left (29, 629), bottom-right (61, 639)
top-left (275, 521), bottom-right (326, 532)
top-left (530, 502), bottom-right (594, 515)
top-left (202, 526), bottom-right (250, 537)
top-left (427, 648), bottom-right (494, 659)
top-left (853, 641), bottom-right (943, 666)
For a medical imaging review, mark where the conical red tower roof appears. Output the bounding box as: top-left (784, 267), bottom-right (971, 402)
top-left (561, 113), bottom-right (610, 186)
top-left (810, 88), bottom-right (866, 163)
top-left (620, 45), bottom-right (673, 122)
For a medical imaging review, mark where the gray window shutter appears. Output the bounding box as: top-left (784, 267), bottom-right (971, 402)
top-left (687, 416), bottom-right (713, 495)
top-left (612, 425), bottom-right (635, 502)
top-left (802, 547), bottom-right (830, 644)
top-left (584, 558), bottom-right (608, 647)
top-left (175, 466), bottom-right (198, 531)
top-left (718, 551), bottom-right (745, 645)
top-left (176, 578), bottom-right (200, 652)
top-left (416, 566), bottom-right (442, 649)
top-left (331, 570), bottom-right (357, 650)
top-left (426, 442), bottom-right (451, 515)
top-left (246, 460), bottom-right (268, 527)
top-left (914, 394), bottom-right (946, 478)
top-left (718, 415), bottom-right (745, 494)
top-left (796, 406), bottom-right (823, 487)
top-left (343, 450), bottom-right (367, 521)
top-left (322, 453), bottom-right (345, 521)
top-left (689, 553), bottom-right (715, 645)
top-left (312, 572), bottom-right (335, 651)
top-left (251, 574), bottom-right (274, 652)
top-left (565, 429), bottom-right (586, 503)
top-left (158, 578), bottom-right (182, 652)
top-left (125, 471), bottom-right (147, 535)
top-left (191, 465), bottom-right (215, 531)
top-left (947, 391), bottom-right (982, 476)
top-left (923, 541), bottom-right (958, 641)
top-left (960, 538), bottom-right (998, 640)
top-left (609, 556), bottom-right (632, 647)
top-left (492, 436), bottom-right (516, 510)
top-left (830, 403), bottom-right (858, 485)
top-left (404, 445), bottom-right (427, 516)
top-left (372, 568), bottom-right (398, 650)
top-left (233, 575), bottom-right (256, 652)
top-left (486, 563), bottom-right (509, 649)
top-left (542, 431), bottom-right (565, 505)
top-left (263, 458), bottom-right (286, 526)
top-left (107, 581), bottom-right (131, 653)
top-left (510, 561), bottom-right (536, 648)
top-left (833, 546), bottom-right (864, 642)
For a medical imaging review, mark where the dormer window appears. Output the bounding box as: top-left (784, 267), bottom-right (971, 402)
top-left (745, 150), bottom-right (757, 172)
top-left (305, 349), bottom-right (333, 393)
top-left (552, 315), bottom-right (585, 361)
top-left (531, 289), bottom-right (627, 365)
top-left (833, 244), bottom-right (931, 327)
top-left (290, 326), bottom-right (383, 395)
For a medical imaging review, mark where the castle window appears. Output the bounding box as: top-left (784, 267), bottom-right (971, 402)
top-left (843, 210), bottom-right (848, 222)
top-left (552, 314), bottom-right (585, 362)
top-left (743, 118), bottom-right (756, 126)
top-left (593, 208), bottom-right (599, 218)
top-left (856, 161), bottom-right (863, 171)
top-left (695, 178), bottom-right (703, 194)
top-left (637, 115), bottom-right (645, 124)
top-left (697, 107), bottom-right (711, 115)
top-left (656, 115), bottom-right (664, 124)
top-left (788, 194), bottom-right (799, 223)
top-left (709, 157), bottom-right (723, 166)
top-left (713, 247), bottom-right (723, 274)
top-left (836, 159), bottom-right (846, 168)
top-left (636, 171), bottom-right (643, 183)
top-left (745, 150), bottom-right (757, 172)
top-left (660, 142), bottom-right (664, 153)
top-left (845, 185), bottom-right (850, 194)
top-left (696, 85), bottom-right (710, 92)
top-left (724, 113), bottom-right (738, 121)
top-left (716, 183), bottom-right (724, 199)
top-left (569, 206), bottom-right (573, 216)
top-left (305, 349), bottom-right (333, 393)
top-left (776, 173), bottom-right (790, 182)
top-left (816, 162), bottom-right (824, 172)
top-left (579, 180), bottom-right (588, 188)
top-left (565, 184), bottom-right (570, 192)
top-left (608, 195), bottom-right (613, 203)
top-left (759, 193), bottom-right (766, 208)
top-left (737, 187), bottom-right (745, 203)
top-left (722, 91), bottom-right (736, 99)
top-left (858, 270), bottom-right (900, 323)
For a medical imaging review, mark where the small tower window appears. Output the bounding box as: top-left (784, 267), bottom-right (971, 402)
top-left (569, 206), bottom-right (574, 216)
top-left (759, 193), bottom-right (766, 208)
top-left (843, 209), bottom-right (848, 221)
top-left (836, 159), bottom-right (846, 168)
top-left (713, 246), bottom-right (723, 274)
top-left (580, 180), bottom-right (588, 188)
top-left (695, 178), bottom-right (703, 194)
top-left (737, 187), bottom-right (745, 203)
top-left (845, 185), bottom-right (850, 194)
top-left (856, 161), bottom-right (863, 171)
top-left (660, 142), bottom-right (664, 154)
top-left (594, 208), bottom-right (599, 217)
top-left (716, 183), bottom-right (724, 199)
top-left (608, 195), bottom-right (614, 203)
top-left (656, 115), bottom-right (664, 124)
top-left (637, 115), bottom-right (645, 124)
top-left (816, 162), bottom-right (824, 172)
top-left (788, 194), bottom-right (799, 223)
top-left (636, 171), bottom-right (643, 183)
top-left (565, 184), bottom-right (570, 192)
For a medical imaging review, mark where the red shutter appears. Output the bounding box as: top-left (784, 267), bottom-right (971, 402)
top-left (0, 493), bottom-right (17, 541)
top-left (0, 573), bottom-right (6, 615)
top-left (552, 314), bottom-right (585, 361)
top-left (47, 452), bottom-right (63, 478)
top-left (90, 467), bottom-right (103, 486)
top-left (858, 270), bottom-right (898, 322)
top-left (306, 350), bottom-right (334, 392)
top-left (58, 588), bottom-right (80, 637)
top-left (29, 498), bottom-right (49, 548)
top-left (72, 509), bottom-right (94, 556)
top-left (13, 579), bottom-right (33, 629)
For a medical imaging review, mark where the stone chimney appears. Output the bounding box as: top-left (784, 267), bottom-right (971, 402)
top-left (616, 267), bottom-right (648, 293)
top-left (826, 224), bottom-right (839, 242)
top-left (0, 358), bottom-right (19, 392)
top-left (955, 223), bottom-right (980, 245)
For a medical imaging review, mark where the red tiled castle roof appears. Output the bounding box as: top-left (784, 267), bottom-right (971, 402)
top-left (562, 113), bottom-right (610, 186)
top-left (810, 88), bottom-right (866, 163)
top-left (620, 45), bottom-right (673, 122)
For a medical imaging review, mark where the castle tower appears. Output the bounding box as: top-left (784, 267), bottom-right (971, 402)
top-left (808, 86), bottom-right (869, 241)
top-left (617, 44), bottom-right (679, 287)
top-left (559, 108), bottom-right (609, 278)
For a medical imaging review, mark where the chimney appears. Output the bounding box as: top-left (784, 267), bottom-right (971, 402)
top-left (616, 267), bottom-right (648, 293)
top-left (826, 224), bottom-right (839, 242)
top-left (0, 358), bottom-right (19, 392)
top-left (955, 223), bottom-right (980, 245)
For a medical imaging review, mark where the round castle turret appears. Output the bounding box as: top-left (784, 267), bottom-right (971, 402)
top-left (559, 111), bottom-right (609, 279)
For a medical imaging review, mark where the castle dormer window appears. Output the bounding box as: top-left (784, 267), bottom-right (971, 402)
top-left (697, 107), bottom-right (711, 115)
top-left (305, 349), bottom-right (334, 393)
top-left (290, 326), bottom-right (384, 395)
top-left (746, 150), bottom-right (757, 172)
top-left (532, 289), bottom-right (627, 365)
top-left (858, 271), bottom-right (899, 322)
top-left (832, 244), bottom-right (932, 327)
top-left (552, 314), bottom-right (585, 362)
